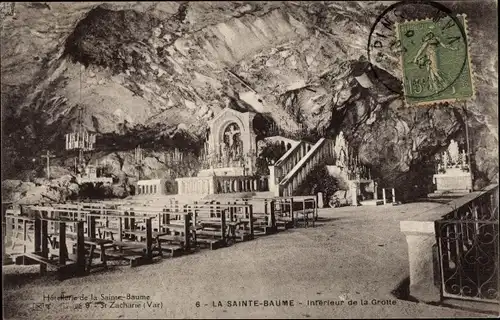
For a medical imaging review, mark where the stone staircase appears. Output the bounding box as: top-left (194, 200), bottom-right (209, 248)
top-left (269, 138), bottom-right (336, 197)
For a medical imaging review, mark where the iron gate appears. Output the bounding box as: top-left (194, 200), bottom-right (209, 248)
top-left (435, 186), bottom-right (499, 303)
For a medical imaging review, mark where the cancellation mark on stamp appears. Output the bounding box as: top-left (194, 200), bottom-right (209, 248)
top-left (367, 1), bottom-right (476, 106)
top-left (396, 14), bottom-right (474, 106)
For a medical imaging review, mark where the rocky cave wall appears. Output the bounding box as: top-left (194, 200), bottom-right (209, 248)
top-left (1, 1), bottom-right (498, 202)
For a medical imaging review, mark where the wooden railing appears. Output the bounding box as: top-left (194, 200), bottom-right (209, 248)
top-left (278, 138), bottom-right (335, 197)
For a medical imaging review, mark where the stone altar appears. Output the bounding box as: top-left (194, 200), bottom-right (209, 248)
top-left (177, 107), bottom-right (268, 195)
top-left (198, 107), bottom-right (258, 176)
top-left (329, 131), bottom-right (377, 206)
top-left (432, 139), bottom-right (472, 194)
top-left (76, 164), bottom-right (113, 185)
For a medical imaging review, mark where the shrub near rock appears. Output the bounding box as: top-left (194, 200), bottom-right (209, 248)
top-left (294, 166), bottom-right (340, 203)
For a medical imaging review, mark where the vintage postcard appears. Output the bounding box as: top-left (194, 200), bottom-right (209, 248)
top-left (1, 1), bottom-right (498, 319)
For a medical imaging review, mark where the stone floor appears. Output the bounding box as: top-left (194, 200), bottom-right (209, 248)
top-left (3, 202), bottom-right (496, 319)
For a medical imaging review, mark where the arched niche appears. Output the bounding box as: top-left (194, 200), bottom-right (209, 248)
top-left (252, 113), bottom-right (277, 137)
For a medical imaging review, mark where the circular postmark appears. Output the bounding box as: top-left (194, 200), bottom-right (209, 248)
top-left (367, 1), bottom-right (470, 103)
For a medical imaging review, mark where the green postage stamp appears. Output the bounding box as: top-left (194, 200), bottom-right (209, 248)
top-left (396, 15), bottom-right (475, 106)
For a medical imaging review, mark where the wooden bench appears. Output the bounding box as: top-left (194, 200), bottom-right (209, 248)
top-left (65, 234), bottom-right (112, 271)
top-left (188, 202), bottom-right (255, 242)
top-left (5, 215), bottom-right (35, 256)
top-left (102, 250), bottom-right (144, 267)
top-left (20, 216), bottom-right (87, 278)
top-left (291, 197), bottom-right (317, 228)
top-left (24, 252), bottom-right (62, 268)
top-left (180, 205), bottom-right (229, 250)
top-left (119, 206), bottom-right (195, 257)
top-left (223, 199), bottom-right (277, 236)
top-left (86, 212), bottom-right (157, 267)
top-left (273, 197), bottom-right (295, 230)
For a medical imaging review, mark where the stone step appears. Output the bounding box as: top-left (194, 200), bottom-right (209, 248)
top-left (427, 192), bottom-right (471, 199)
top-left (360, 199), bottom-right (384, 206)
top-left (203, 192), bottom-right (256, 201)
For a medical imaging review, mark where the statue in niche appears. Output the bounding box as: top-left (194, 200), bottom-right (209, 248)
top-left (338, 147), bottom-right (347, 168)
top-left (448, 139), bottom-right (459, 166)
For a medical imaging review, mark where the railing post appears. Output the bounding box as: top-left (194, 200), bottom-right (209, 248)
top-left (76, 221), bottom-right (85, 274)
top-left (146, 218), bottom-right (153, 259)
top-left (184, 213), bottom-right (190, 251)
top-left (248, 205), bottom-right (254, 239)
top-left (269, 200), bottom-right (276, 228)
top-left (59, 222), bottom-right (67, 266)
top-left (220, 209), bottom-right (226, 244)
top-left (40, 219), bottom-right (48, 275)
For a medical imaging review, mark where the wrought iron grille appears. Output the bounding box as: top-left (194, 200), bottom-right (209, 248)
top-left (435, 185), bottom-right (499, 303)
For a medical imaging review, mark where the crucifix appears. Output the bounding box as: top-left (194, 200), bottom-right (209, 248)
top-left (41, 150), bottom-right (55, 180)
top-left (224, 124), bottom-right (240, 147)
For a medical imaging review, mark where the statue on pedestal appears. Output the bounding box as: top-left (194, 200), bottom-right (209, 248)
top-left (448, 139), bottom-right (460, 167)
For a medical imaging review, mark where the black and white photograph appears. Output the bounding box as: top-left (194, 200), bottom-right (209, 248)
top-left (1, 1), bottom-right (498, 319)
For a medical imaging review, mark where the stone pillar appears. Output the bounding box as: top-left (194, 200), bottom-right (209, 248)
top-left (253, 179), bottom-right (258, 191)
top-left (177, 181), bottom-right (182, 195)
top-left (374, 182), bottom-right (378, 200)
top-left (400, 221), bottom-right (441, 303)
top-left (317, 192), bottom-right (324, 208)
top-left (351, 182), bottom-right (359, 206)
top-left (209, 178), bottom-right (215, 194)
top-left (382, 188), bottom-right (387, 205)
top-left (392, 188), bottom-right (396, 203)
